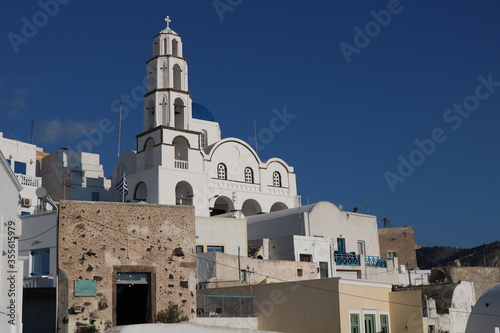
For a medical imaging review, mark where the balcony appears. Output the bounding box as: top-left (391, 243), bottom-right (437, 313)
top-left (365, 255), bottom-right (392, 268)
top-left (23, 276), bottom-right (55, 288)
top-left (175, 159), bottom-right (188, 169)
top-left (176, 196), bottom-right (193, 206)
top-left (16, 174), bottom-right (42, 187)
top-left (334, 253), bottom-right (360, 266)
top-left (197, 295), bottom-right (255, 318)
top-left (334, 253), bottom-right (393, 268)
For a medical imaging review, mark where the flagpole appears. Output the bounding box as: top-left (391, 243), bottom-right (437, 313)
top-left (122, 173), bottom-right (125, 203)
top-left (117, 103), bottom-right (123, 158)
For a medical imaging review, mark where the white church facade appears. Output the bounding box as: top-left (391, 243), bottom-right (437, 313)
top-left (112, 18), bottom-right (299, 217)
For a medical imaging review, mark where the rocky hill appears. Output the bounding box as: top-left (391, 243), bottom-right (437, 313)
top-left (416, 241), bottom-right (500, 269)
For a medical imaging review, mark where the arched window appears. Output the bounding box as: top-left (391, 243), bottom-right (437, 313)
top-left (163, 38), bottom-right (168, 55)
top-left (200, 130), bottom-right (208, 148)
top-left (135, 182), bottom-right (147, 202)
top-left (174, 98), bottom-right (185, 129)
top-left (245, 167), bottom-right (253, 183)
top-left (218, 163), bottom-right (227, 180)
top-left (172, 39), bottom-right (179, 56)
top-left (173, 136), bottom-right (188, 169)
top-left (173, 64), bottom-right (182, 90)
top-left (144, 138), bottom-right (154, 169)
top-left (273, 171), bottom-right (281, 187)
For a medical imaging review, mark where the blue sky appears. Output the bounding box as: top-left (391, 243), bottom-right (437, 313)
top-left (1, 1), bottom-right (499, 248)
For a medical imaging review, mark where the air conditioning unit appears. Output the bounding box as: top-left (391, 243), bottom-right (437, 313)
top-left (21, 198), bottom-right (32, 207)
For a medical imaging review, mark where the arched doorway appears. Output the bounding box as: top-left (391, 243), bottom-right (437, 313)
top-left (241, 199), bottom-right (262, 217)
top-left (270, 202), bottom-right (288, 212)
top-left (211, 196), bottom-right (233, 216)
top-left (175, 181), bottom-right (193, 206)
top-left (134, 182), bottom-right (147, 202)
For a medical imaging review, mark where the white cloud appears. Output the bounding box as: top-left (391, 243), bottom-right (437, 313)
top-left (36, 119), bottom-right (100, 144)
top-left (0, 108), bottom-right (24, 119)
top-left (0, 86), bottom-right (29, 118)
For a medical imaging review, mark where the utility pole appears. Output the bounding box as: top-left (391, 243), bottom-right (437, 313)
top-left (407, 262), bottom-right (412, 290)
top-left (238, 246), bottom-right (241, 281)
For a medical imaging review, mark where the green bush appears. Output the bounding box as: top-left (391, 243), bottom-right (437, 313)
top-left (156, 304), bottom-right (189, 323)
top-left (77, 325), bottom-right (99, 333)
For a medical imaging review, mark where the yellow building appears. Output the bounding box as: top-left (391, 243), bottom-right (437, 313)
top-left (199, 277), bottom-right (426, 333)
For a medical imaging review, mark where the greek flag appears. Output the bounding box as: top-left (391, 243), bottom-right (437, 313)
top-left (116, 175), bottom-right (128, 196)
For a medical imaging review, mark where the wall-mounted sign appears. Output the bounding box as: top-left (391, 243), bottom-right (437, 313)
top-left (74, 280), bottom-right (97, 297)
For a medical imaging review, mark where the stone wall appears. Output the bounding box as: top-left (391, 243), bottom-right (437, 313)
top-left (57, 201), bottom-right (196, 333)
top-left (378, 226), bottom-right (418, 269)
top-left (430, 266), bottom-right (500, 301)
top-left (197, 252), bottom-right (319, 288)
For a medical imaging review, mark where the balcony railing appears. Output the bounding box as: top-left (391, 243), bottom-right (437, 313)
top-left (175, 159), bottom-right (188, 169)
top-left (334, 253), bottom-right (360, 266)
top-left (23, 276), bottom-right (55, 288)
top-left (15, 174), bottom-right (42, 187)
top-left (365, 256), bottom-right (392, 268)
top-left (197, 295), bottom-right (255, 318)
top-left (176, 196), bottom-right (193, 206)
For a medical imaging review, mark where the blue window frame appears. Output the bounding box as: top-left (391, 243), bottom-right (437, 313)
top-left (31, 248), bottom-right (50, 275)
top-left (337, 237), bottom-right (346, 253)
top-left (14, 161), bottom-right (27, 174)
top-left (207, 245), bottom-right (224, 253)
top-left (92, 192), bottom-right (100, 201)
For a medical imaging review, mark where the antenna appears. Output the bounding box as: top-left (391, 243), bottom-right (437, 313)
top-left (253, 118), bottom-right (258, 152)
top-left (36, 187), bottom-right (58, 212)
top-left (365, 199), bottom-right (370, 213)
top-left (30, 119), bottom-right (35, 144)
top-left (117, 103), bottom-right (123, 157)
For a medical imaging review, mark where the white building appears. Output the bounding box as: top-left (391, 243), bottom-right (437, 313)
top-left (0, 151), bottom-right (25, 333)
top-left (19, 212), bottom-right (58, 288)
top-left (247, 201), bottom-right (399, 283)
top-left (465, 283), bottom-right (500, 333)
top-left (111, 19), bottom-right (299, 217)
top-left (0, 132), bottom-right (48, 215)
top-left (40, 148), bottom-right (111, 203)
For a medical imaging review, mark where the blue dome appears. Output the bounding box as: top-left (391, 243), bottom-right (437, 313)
top-left (192, 102), bottom-right (215, 122)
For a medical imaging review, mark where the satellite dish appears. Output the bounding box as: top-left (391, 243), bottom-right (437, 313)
top-left (35, 187), bottom-right (48, 199)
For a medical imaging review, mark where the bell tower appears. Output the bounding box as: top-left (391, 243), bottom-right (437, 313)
top-left (143, 16), bottom-right (192, 131)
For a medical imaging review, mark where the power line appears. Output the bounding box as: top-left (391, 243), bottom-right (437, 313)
top-left (19, 224), bottom-right (57, 242)
top-left (65, 213), bottom-right (500, 317)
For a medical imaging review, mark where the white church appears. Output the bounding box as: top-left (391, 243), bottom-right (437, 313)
top-left (112, 18), bottom-right (299, 217)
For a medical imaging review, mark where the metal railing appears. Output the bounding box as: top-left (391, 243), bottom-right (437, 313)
top-left (365, 256), bottom-right (392, 268)
top-left (334, 253), bottom-right (360, 266)
top-left (196, 295), bottom-right (255, 318)
top-left (175, 159), bottom-right (188, 169)
top-left (16, 174), bottom-right (42, 187)
top-left (176, 196), bottom-right (192, 206)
